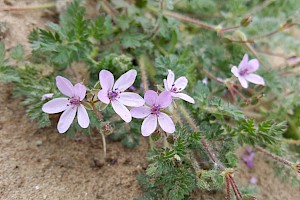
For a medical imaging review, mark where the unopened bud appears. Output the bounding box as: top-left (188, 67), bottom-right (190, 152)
top-left (167, 135), bottom-right (175, 144)
top-left (234, 30), bottom-right (247, 41)
top-left (240, 16), bottom-right (253, 27)
top-left (286, 18), bottom-right (293, 24)
top-left (101, 122), bottom-right (113, 136)
top-left (243, 195), bottom-right (257, 200)
top-left (293, 162), bottom-right (300, 174)
top-left (150, 130), bottom-right (161, 141)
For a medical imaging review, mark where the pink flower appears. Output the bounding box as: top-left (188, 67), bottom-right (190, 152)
top-left (242, 148), bottom-right (255, 169)
top-left (42, 76), bottom-right (90, 133)
top-left (130, 90), bottom-right (175, 136)
top-left (163, 70), bottom-right (195, 104)
top-left (250, 176), bottom-right (257, 185)
top-left (41, 93), bottom-right (54, 100)
top-left (231, 54), bottom-right (265, 88)
top-left (97, 69), bottom-right (145, 122)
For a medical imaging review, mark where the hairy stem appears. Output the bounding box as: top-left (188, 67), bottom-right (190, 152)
top-left (255, 146), bottom-right (293, 167)
top-left (229, 175), bottom-right (242, 199)
top-left (138, 55), bottom-right (155, 149)
top-left (282, 139), bottom-right (300, 145)
top-left (91, 104), bottom-right (106, 160)
top-left (178, 104), bottom-right (226, 170)
top-left (226, 176), bottom-right (231, 200)
top-left (100, 0), bottom-right (117, 22)
top-left (244, 42), bottom-right (270, 71)
top-left (163, 10), bottom-right (217, 30)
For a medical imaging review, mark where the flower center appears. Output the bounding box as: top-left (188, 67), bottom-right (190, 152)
top-left (239, 68), bottom-right (249, 76)
top-left (68, 96), bottom-right (80, 107)
top-left (171, 84), bottom-right (181, 93)
top-left (151, 105), bottom-right (161, 115)
top-left (108, 88), bottom-right (121, 101)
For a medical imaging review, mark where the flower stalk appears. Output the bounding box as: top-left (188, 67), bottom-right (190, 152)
top-left (91, 103), bottom-right (106, 161)
top-left (255, 146), bottom-right (293, 167)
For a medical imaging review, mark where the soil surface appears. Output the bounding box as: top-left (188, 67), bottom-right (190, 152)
top-left (0, 0), bottom-right (300, 199)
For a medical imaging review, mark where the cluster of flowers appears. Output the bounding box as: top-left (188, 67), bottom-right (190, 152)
top-left (42, 69), bottom-right (195, 136)
top-left (42, 54), bottom-right (264, 135)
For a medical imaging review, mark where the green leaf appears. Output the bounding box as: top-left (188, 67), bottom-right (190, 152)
top-left (121, 33), bottom-right (144, 48)
top-left (11, 44), bottom-right (24, 61)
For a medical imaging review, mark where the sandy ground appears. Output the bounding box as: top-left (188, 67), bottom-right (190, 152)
top-left (0, 0), bottom-right (300, 199)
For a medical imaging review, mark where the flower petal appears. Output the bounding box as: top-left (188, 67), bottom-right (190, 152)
top-left (167, 70), bottom-right (175, 89)
top-left (98, 89), bottom-right (110, 104)
top-left (77, 104), bottom-right (90, 128)
top-left (174, 77), bottom-right (188, 91)
top-left (73, 83), bottom-right (86, 101)
top-left (111, 100), bottom-right (132, 122)
top-left (238, 54), bottom-right (249, 69)
top-left (238, 77), bottom-right (248, 88)
top-left (99, 70), bottom-right (114, 91)
top-left (42, 98), bottom-right (68, 114)
top-left (130, 106), bottom-right (151, 119)
top-left (158, 91), bottom-right (172, 108)
top-left (118, 92), bottom-right (145, 107)
top-left (158, 112), bottom-right (175, 134)
top-left (56, 76), bottom-right (74, 97)
top-left (245, 74), bottom-right (265, 85)
top-left (163, 79), bottom-right (169, 91)
top-left (172, 93), bottom-right (195, 104)
top-left (247, 59), bottom-right (259, 73)
top-left (144, 90), bottom-right (158, 106)
top-left (231, 66), bottom-right (240, 77)
top-left (113, 69), bottom-right (137, 91)
top-left (41, 93), bottom-right (54, 100)
top-left (57, 107), bottom-right (77, 133)
top-left (141, 114), bottom-right (157, 136)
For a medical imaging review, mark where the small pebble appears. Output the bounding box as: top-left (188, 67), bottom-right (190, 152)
top-left (36, 140), bottom-right (43, 146)
top-left (4, 0), bottom-right (13, 6)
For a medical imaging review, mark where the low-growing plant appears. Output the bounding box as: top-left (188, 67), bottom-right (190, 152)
top-left (1, 0), bottom-right (300, 199)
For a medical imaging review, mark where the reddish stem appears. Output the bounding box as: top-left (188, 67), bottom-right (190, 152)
top-left (255, 146), bottom-right (293, 167)
top-left (226, 176), bottom-right (231, 200)
top-left (229, 175), bottom-right (242, 199)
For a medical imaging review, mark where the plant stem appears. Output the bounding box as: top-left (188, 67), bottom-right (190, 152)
top-left (178, 104), bottom-right (226, 170)
top-left (139, 55), bottom-right (155, 149)
top-left (251, 23), bottom-right (298, 41)
top-left (229, 175), bottom-right (242, 199)
top-left (244, 42), bottom-right (270, 71)
top-left (199, 66), bottom-right (224, 84)
top-left (282, 139), bottom-right (300, 145)
top-left (0, 3), bottom-right (56, 12)
top-left (100, 0), bottom-right (117, 23)
top-left (226, 176), bottom-right (231, 200)
top-left (163, 10), bottom-right (217, 30)
top-left (244, 0), bottom-right (274, 18)
top-left (255, 146), bottom-right (292, 167)
top-left (91, 103), bottom-right (106, 160)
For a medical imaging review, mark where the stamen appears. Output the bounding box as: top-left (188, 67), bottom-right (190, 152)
top-left (68, 96), bottom-right (80, 107)
top-left (151, 105), bottom-right (161, 115)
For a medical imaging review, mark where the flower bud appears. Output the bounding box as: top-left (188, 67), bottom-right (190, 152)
top-left (101, 122), bottom-right (113, 136)
top-left (240, 16), bottom-right (253, 27)
top-left (243, 195), bottom-right (257, 200)
top-left (150, 130), bottom-right (161, 141)
top-left (135, 0), bottom-right (147, 8)
top-left (234, 30), bottom-right (247, 41)
top-left (293, 162), bottom-right (300, 174)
